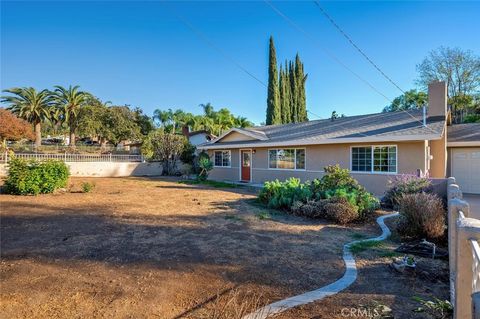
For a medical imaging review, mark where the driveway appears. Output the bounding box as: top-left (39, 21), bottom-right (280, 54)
top-left (464, 194), bottom-right (480, 219)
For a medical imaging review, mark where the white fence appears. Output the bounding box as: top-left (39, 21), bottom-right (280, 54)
top-left (447, 177), bottom-right (480, 319)
top-left (0, 152), bottom-right (144, 163)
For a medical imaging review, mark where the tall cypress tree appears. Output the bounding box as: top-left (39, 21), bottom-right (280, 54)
top-left (289, 61), bottom-right (298, 123)
top-left (295, 54), bottom-right (308, 122)
top-left (266, 36), bottom-right (281, 125)
top-left (279, 64), bottom-right (291, 124)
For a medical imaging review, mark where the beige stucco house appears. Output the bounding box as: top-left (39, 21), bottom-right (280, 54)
top-left (198, 81), bottom-right (480, 195)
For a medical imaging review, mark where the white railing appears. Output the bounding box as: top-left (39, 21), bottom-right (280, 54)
top-left (447, 177), bottom-right (480, 319)
top-left (1, 152), bottom-right (144, 163)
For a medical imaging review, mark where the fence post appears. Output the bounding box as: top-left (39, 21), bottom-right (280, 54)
top-left (449, 198), bottom-right (470, 304)
top-left (109, 153), bottom-right (112, 162)
top-left (455, 218), bottom-right (480, 319)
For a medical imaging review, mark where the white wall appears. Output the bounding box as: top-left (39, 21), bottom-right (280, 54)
top-left (0, 162), bottom-right (163, 177)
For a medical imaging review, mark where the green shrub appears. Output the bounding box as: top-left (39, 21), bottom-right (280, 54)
top-left (259, 178), bottom-right (312, 209)
top-left (397, 192), bottom-right (446, 239)
top-left (197, 156), bottom-right (213, 181)
top-left (383, 174), bottom-right (431, 208)
top-left (5, 157), bottom-right (70, 195)
top-left (311, 164), bottom-right (360, 195)
top-left (81, 181), bottom-right (95, 193)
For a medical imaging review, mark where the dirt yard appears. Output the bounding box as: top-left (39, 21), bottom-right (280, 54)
top-left (0, 177), bottom-right (449, 318)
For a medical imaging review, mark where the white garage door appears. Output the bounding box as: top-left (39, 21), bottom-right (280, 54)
top-left (452, 148), bottom-right (480, 194)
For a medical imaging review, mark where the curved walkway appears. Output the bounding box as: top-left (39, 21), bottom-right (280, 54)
top-left (243, 212), bottom-right (399, 319)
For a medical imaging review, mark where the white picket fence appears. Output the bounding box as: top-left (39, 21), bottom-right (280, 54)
top-left (0, 152), bottom-right (144, 163)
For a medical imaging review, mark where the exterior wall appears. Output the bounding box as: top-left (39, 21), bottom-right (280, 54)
top-left (0, 162), bottom-right (163, 177)
top-left (207, 141), bottom-right (427, 196)
top-left (429, 126), bottom-right (447, 178)
top-left (189, 133), bottom-right (209, 146)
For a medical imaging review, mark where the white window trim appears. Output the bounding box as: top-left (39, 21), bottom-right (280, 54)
top-left (350, 145), bottom-right (398, 175)
top-left (267, 148), bottom-right (306, 171)
top-left (213, 150), bottom-right (232, 168)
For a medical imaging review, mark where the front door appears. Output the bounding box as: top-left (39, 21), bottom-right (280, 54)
top-left (241, 150), bottom-right (251, 182)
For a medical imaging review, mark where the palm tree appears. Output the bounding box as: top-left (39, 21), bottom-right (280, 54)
top-left (1, 87), bottom-right (53, 147)
top-left (200, 103), bottom-right (214, 117)
top-left (52, 85), bottom-right (91, 146)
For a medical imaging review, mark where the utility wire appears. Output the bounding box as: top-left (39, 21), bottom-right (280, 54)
top-left (312, 1), bottom-right (405, 94)
top-left (164, 1), bottom-right (433, 137)
top-left (265, 0), bottom-right (438, 133)
top-left (263, 0), bottom-right (392, 103)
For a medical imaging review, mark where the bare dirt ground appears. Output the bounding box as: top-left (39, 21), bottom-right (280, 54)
top-left (0, 177), bottom-right (449, 318)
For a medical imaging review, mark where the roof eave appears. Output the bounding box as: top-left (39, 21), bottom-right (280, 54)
top-left (198, 134), bottom-right (443, 150)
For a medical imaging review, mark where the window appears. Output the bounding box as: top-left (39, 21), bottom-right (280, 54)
top-left (351, 146), bottom-right (397, 173)
top-left (373, 146), bottom-right (396, 173)
top-left (351, 147), bottom-right (372, 172)
top-left (214, 150), bottom-right (231, 167)
top-left (269, 149), bottom-right (305, 170)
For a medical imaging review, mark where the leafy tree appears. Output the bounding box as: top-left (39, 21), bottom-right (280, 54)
top-left (416, 46), bottom-right (480, 97)
top-left (141, 129), bottom-right (186, 175)
top-left (197, 155), bottom-right (213, 181)
top-left (416, 47), bottom-right (480, 122)
top-left (52, 85), bottom-right (91, 147)
top-left (102, 106), bottom-right (142, 146)
top-left (0, 108), bottom-right (35, 149)
top-left (133, 107), bottom-right (154, 135)
top-left (1, 87), bottom-right (53, 147)
top-left (266, 36), bottom-right (281, 125)
top-left (382, 89), bottom-right (428, 112)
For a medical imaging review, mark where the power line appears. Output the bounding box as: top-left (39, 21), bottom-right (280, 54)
top-left (265, 0), bottom-right (438, 133)
top-left (312, 1), bottom-right (405, 94)
top-left (263, 0), bottom-right (392, 103)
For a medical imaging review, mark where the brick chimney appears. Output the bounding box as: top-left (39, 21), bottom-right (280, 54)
top-left (428, 81), bottom-right (447, 120)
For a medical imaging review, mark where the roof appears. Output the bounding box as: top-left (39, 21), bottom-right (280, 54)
top-left (447, 123), bottom-right (480, 147)
top-left (198, 109), bottom-right (446, 150)
top-left (188, 130), bottom-right (216, 138)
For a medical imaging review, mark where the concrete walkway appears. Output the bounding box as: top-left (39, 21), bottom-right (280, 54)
top-left (243, 212), bottom-right (399, 319)
top-left (464, 194), bottom-right (480, 219)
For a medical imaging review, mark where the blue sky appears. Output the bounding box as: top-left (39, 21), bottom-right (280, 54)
top-left (1, 1), bottom-right (479, 125)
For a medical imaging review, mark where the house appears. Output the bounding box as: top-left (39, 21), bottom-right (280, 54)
top-left (446, 123), bottom-right (480, 194)
top-left (182, 127), bottom-right (216, 148)
top-left (198, 81), bottom-right (480, 195)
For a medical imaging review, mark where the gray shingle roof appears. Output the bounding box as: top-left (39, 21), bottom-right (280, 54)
top-left (200, 109), bottom-right (445, 149)
top-left (448, 123), bottom-right (480, 143)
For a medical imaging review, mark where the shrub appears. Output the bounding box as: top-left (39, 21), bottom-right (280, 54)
top-left (197, 156), bottom-right (213, 181)
top-left (323, 197), bottom-right (359, 225)
top-left (291, 200), bottom-right (325, 218)
top-left (259, 178), bottom-right (312, 209)
top-left (81, 181), bottom-right (95, 193)
top-left (311, 164), bottom-right (360, 195)
top-left (383, 174), bottom-right (431, 208)
top-left (5, 157), bottom-right (70, 195)
top-left (396, 192), bottom-right (446, 239)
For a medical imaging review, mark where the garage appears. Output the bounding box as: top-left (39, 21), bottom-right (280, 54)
top-left (448, 123), bottom-right (480, 194)
top-left (451, 148), bottom-right (480, 194)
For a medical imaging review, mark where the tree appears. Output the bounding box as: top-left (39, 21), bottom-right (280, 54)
top-left (133, 107), bottom-right (154, 136)
top-left (0, 108), bottom-right (35, 149)
top-left (52, 85), bottom-right (91, 146)
top-left (382, 89), bottom-right (428, 112)
top-left (1, 87), bottom-right (53, 147)
top-left (266, 36), bottom-right (281, 125)
top-left (295, 54), bottom-right (308, 122)
top-left (141, 129), bottom-right (186, 175)
top-left (103, 106), bottom-right (142, 146)
top-left (416, 47), bottom-right (480, 122)
top-left (279, 65), bottom-right (291, 124)
top-left (416, 47), bottom-right (480, 98)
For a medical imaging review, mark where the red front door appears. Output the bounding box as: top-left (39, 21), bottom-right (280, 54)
top-left (241, 150), bottom-right (251, 182)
